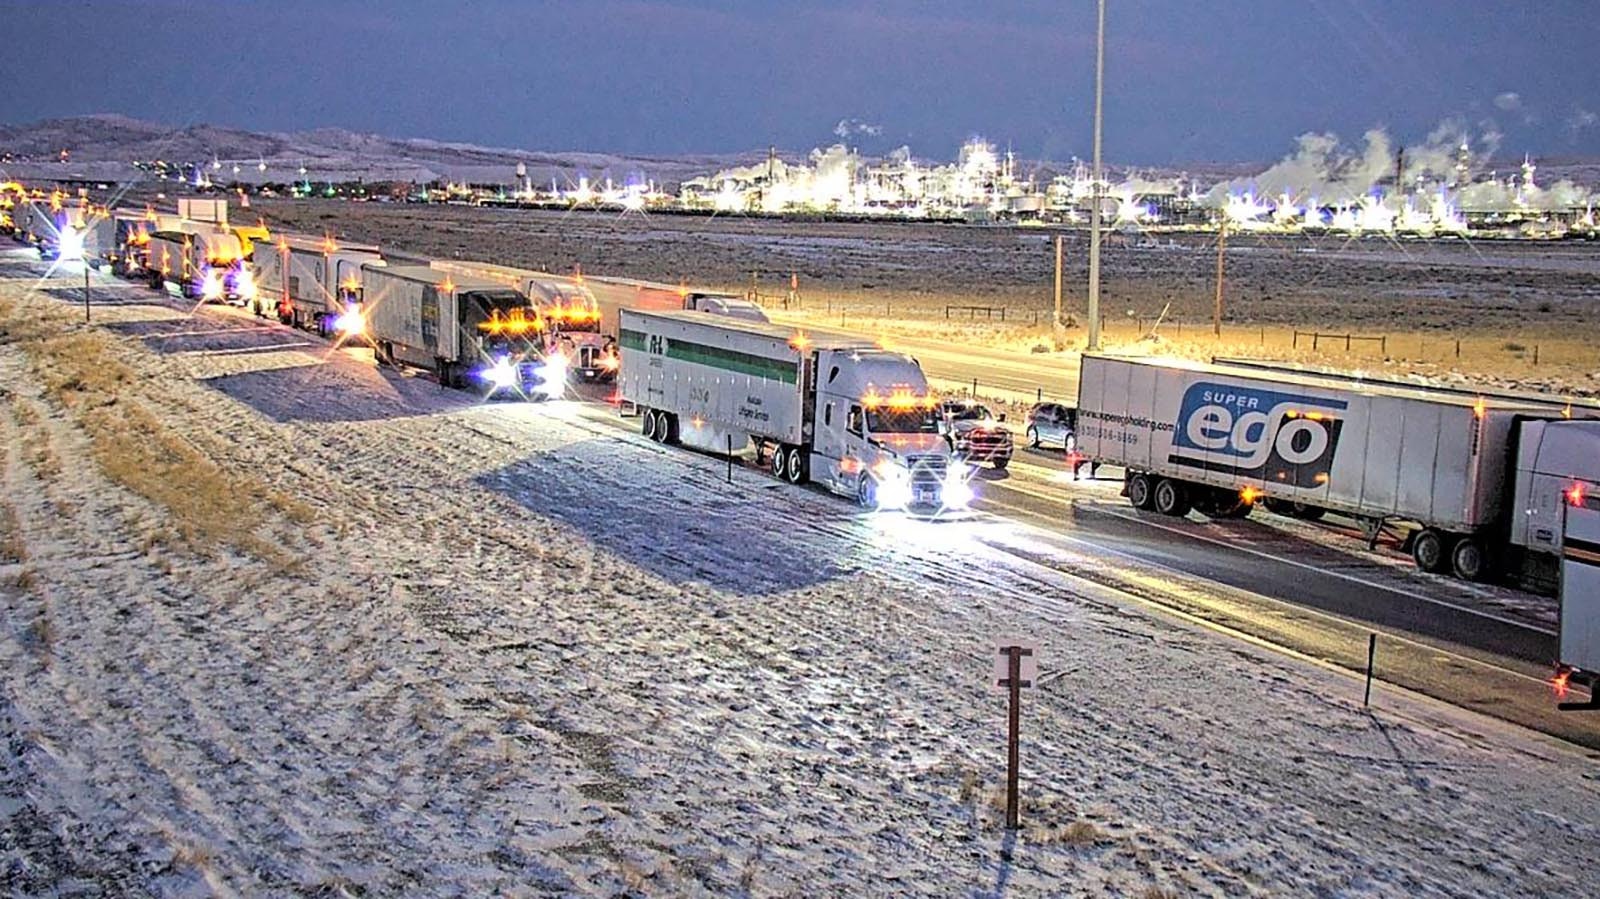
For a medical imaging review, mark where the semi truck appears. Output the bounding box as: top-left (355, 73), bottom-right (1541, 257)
top-left (617, 309), bottom-right (970, 512)
top-left (1075, 354), bottom-right (1600, 589)
top-left (146, 226), bottom-right (253, 304)
top-left (1558, 487), bottom-right (1600, 708)
top-left (254, 234), bottom-right (384, 337)
top-left (429, 260), bottom-right (619, 382)
top-left (362, 265), bottom-right (561, 398)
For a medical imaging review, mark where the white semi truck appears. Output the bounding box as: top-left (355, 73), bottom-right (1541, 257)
top-left (146, 227), bottom-right (253, 304)
top-left (429, 260), bottom-right (619, 382)
top-left (1558, 488), bottom-right (1600, 708)
top-left (618, 309), bottom-right (971, 511)
top-left (362, 265), bottom-right (561, 398)
top-left (254, 234), bottom-right (384, 337)
top-left (1075, 354), bottom-right (1600, 589)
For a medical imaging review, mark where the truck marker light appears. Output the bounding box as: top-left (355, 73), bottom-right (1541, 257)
top-left (1569, 482), bottom-right (1587, 507)
top-left (1553, 667), bottom-right (1572, 699)
top-left (439, 278), bottom-right (455, 293)
top-left (1239, 486), bottom-right (1261, 504)
top-left (1563, 404), bottom-right (1573, 419)
top-left (1314, 472), bottom-right (1330, 484)
top-left (321, 236), bottom-right (338, 255)
top-left (1473, 397), bottom-right (1486, 419)
top-left (789, 331), bottom-right (812, 351)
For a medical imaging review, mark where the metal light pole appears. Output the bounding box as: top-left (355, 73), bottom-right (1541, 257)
top-left (1086, 0), bottom-right (1106, 351)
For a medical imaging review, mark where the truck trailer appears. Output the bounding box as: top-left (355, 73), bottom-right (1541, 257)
top-left (362, 265), bottom-right (561, 398)
top-left (618, 309), bottom-right (970, 512)
top-left (254, 234), bottom-right (383, 337)
top-left (1075, 354), bottom-right (1600, 588)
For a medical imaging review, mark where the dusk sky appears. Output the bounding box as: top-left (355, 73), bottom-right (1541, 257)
top-left (2, 0), bottom-right (1598, 164)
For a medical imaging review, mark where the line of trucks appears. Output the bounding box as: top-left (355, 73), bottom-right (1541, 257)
top-left (9, 187), bottom-right (1591, 693)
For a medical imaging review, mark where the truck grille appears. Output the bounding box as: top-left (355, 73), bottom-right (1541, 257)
top-left (907, 454), bottom-right (948, 484)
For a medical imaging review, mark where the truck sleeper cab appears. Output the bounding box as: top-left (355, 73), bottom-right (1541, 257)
top-left (254, 234), bottom-right (383, 339)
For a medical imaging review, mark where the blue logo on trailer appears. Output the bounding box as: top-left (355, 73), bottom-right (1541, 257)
top-left (1169, 382), bottom-right (1347, 487)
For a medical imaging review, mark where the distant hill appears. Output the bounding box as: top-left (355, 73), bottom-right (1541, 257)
top-left (0, 114), bottom-right (765, 188)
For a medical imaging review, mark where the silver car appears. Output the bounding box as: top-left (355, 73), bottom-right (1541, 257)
top-left (1025, 402), bottom-right (1077, 449)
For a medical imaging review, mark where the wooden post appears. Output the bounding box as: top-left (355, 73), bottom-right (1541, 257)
top-left (1364, 633), bottom-right (1377, 707)
top-left (1213, 220), bottom-right (1226, 337)
top-left (1005, 647), bottom-right (1023, 830)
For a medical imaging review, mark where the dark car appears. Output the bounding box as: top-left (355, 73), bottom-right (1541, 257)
top-left (1025, 402), bottom-right (1077, 449)
top-left (935, 399), bottom-right (1013, 469)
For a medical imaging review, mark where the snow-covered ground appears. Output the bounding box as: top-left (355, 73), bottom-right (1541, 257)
top-left (1, 251), bottom-right (1599, 896)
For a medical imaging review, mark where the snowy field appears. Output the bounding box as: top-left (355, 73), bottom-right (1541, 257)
top-left (1, 251), bottom-right (1599, 896)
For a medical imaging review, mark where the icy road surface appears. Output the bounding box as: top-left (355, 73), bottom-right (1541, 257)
top-left (1, 259), bottom-right (1598, 896)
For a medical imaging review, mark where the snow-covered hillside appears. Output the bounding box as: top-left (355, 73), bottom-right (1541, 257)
top-left (0, 250), bottom-right (1598, 896)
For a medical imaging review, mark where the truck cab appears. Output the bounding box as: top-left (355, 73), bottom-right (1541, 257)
top-left (808, 349), bottom-right (969, 511)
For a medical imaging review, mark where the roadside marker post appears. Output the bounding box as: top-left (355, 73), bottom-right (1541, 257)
top-left (1364, 633), bottom-right (1377, 707)
top-left (993, 641), bottom-right (1037, 831)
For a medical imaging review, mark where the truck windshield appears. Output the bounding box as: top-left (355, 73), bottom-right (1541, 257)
top-left (866, 408), bottom-right (937, 435)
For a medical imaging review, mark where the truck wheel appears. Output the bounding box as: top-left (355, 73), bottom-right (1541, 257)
top-left (771, 444), bottom-right (787, 478)
top-left (1128, 473), bottom-right (1156, 510)
top-left (784, 446), bottom-right (807, 484)
top-left (1451, 538), bottom-right (1488, 582)
top-left (1026, 426), bottom-right (1040, 448)
top-left (1290, 503), bottom-right (1325, 521)
top-left (1153, 479), bottom-right (1192, 517)
top-left (662, 412), bottom-right (679, 445)
top-left (992, 456), bottom-right (1009, 471)
top-left (856, 475), bottom-right (877, 509)
top-left (1412, 528), bottom-right (1450, 573)
top-left (642, 409), bottom-right (659, 440)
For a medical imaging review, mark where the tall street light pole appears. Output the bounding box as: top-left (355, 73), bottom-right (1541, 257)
top-left (1087, 0), bottom-right (1106, 351)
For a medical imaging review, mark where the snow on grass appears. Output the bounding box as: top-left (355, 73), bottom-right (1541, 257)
top-left (0, 249), bottom-right (1598, 896)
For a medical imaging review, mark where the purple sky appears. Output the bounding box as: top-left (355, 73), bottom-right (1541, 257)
top-left (1, 0), bottom-right (1597, 164)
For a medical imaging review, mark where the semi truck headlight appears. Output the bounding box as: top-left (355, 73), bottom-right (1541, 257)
top-left (539, 351), bottom-right (569, 395)
top-left (482, 357), bottom-right (518, 389)
top-left (235, 267), bottom-right (256, 301)
top-left (58, 227), bottom-right (84, 261)
top-left (334, 305), bottom-right (365, 336)
top-left (942, 465), bottom-right (974, 509)
top-left (201, 269), bottom-right (224, 301)
top-left (873, 462), bottom-right (912, 511)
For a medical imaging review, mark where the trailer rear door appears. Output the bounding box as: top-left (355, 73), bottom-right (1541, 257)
top-left (1561, 499), bottom-right (1600, 674)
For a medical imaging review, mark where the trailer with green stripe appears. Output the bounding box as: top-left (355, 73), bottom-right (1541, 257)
top-left (618, 309), bottom-right (971, 512)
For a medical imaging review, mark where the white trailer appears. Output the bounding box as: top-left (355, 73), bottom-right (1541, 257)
top-left (618, 309), bottom-right (970, 512)
top-left (1075, 354), bottom-right (1600, 587)
top-left (363, 265), bottom-right (560, 398)
top-left (253, 234), bottom-right (383, 334)
top-left (1559, 490), bottom-right (1600, 708)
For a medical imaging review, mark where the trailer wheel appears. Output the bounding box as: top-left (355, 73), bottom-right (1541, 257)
top-left (771, 444), bottom-right (788, 479)
top-left (642, 409), bottom-right (659, 440)
top-left (1128, 473), bottom-right (1156, 511)
top-left (1451, 537), bottom-right (1488, 582)
top-left (1153, 478), bottom-right (1192, 517)
top-left (784, 446), bottom-right (807, 485)
top-left (662, 412), bottom-right (680, 445)
top-left (1412, 528), bottom-right (1450, 573)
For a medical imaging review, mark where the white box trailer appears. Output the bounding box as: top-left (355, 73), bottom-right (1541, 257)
top-left (363, 265), bottom-right (559, 398)
top-left (1076, 354), bottom-right (1600, 587)
top-left (178, 197), bottom-right (229, 226)
top-left (618, 309), bottom-right (969, 511)
top-left (253, 234), bottom-right (383, 333)
top-left (1559, 496), bottom-right (1600, 707)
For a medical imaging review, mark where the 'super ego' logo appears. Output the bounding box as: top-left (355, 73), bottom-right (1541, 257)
top-left (1169, 382), bottom-right (1347, 487)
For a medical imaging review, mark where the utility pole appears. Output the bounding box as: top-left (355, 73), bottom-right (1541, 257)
top-left (1213, 218), bottom-right (1226, 337)
top-left (1052, 234), bottom-right (1064, 349)
top-left (1087, 0), bottom-right (1106, 351)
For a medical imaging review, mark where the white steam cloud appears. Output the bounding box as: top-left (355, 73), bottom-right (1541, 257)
top-left (833, 118), bottom-right (883, 139)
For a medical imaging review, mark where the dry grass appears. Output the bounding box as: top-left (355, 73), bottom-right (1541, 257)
top-left (1142, 888), bottom-right (1182, 899)
top-left (8, 395), bottom-right (61, 480)
top-left (0, 294), bottom-right (305, 564)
